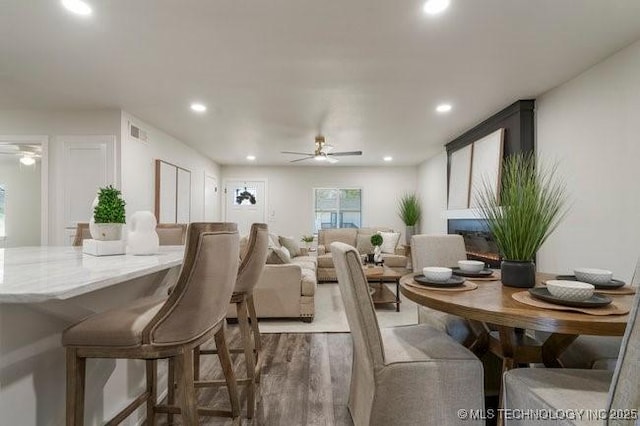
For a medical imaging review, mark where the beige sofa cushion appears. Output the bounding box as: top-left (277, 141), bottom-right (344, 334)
top-left (356, 234), bottom-right (374, 254)
top-left (300, 268), bottom-right (316, 296)
top-left (317, 253), bottom-right (334, 268)
top-left (318, 228), bottom-right (357, 252)
top-left (279, 235), bottom-right (302, 257)
top-left (380, 254), bottom-right (406, 268)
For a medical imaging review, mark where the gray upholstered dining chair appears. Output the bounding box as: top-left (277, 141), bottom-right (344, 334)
top-left (411, 234), bottom-right (474, 344)
top-left (552, 257), bottom-right (640, 370)
top-left (331, 242), bottom-right (484, 426)
top-left (503, 287), bottom-right (640, 426)
top-left (156, 223), bottom-right (188, 245)
top-left (193, 222), bottom-right (270, 419)
top-left (63, 223), bottom-right (241, 425)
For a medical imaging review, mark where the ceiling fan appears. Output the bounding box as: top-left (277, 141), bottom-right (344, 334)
top-left (281, 135), bottom-right (362, 163)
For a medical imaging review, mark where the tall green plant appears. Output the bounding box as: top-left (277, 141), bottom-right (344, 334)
top-left (93, 185), bottom-right (126, 224)
top-left (475, 153), bottom-right (567, 261)
top-left (397, 193), bottom-right (421, 226)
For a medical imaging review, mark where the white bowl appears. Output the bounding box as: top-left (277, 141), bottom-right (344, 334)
top-left (422, 267), bottom-right (452, 282)
top-left (546, 280), bottom-right (594, 301)
top-left (574, 268), bottom-right (613, 285)
top-left (458, 260), bottom-right (485, 273)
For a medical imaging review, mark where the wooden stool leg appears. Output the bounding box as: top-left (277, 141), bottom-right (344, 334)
top-left (214, 327), bottom-right (241, 420)
top-left (193, 346), bottom-right (201, 381)
top-left (175, 350), bottom-right (198, 426)
top-left (247, 294), bottom-right (262, 353)
top-left (66, 348), bottom-right (86, 426)
top-left (167, 358), bottom-right (175, 425)
top-left (238, 298), bottom-right (256, 418)
top-left (146, 360), bottom-right (157, 426)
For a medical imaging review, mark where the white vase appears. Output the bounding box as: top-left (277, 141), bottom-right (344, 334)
top-left (373, 245), bottom-right (382, 262)
top-left (127, 211), bottom-right (159, 255)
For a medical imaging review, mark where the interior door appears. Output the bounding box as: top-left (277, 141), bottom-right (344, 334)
top-left (204, 174), bottom-right (218, 221)
top-left (224, 179), bottom-right (266, 236)
top-left (60, 135), bottom-right (116, 245)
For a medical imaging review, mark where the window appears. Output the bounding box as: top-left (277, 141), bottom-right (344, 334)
top-left (0, 185), bottom-right (5, 238)
top-left (314, 188), bottom-right (361, 232)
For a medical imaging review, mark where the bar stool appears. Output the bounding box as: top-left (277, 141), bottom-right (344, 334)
top-left (63, 223), bottom-right (241, 426)
top-left (193, 222), bottom-right (270, 419)
top-left (156, 223), bottom-right (188, 245)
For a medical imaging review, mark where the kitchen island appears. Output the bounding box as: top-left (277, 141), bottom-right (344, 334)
top-left (0, 246), bottom-right (184, 425)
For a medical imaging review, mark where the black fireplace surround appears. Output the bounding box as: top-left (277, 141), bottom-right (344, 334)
top-left (448, 219), bottom-right (501, 268)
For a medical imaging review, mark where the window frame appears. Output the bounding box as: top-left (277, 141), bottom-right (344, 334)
top-left (313, 187), bottom-right (362, 232)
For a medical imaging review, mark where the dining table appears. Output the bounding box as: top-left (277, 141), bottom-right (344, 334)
top-left (400, 271), bottom-right (633, 371)
top-left (0, 245), bottom-right (184, 426)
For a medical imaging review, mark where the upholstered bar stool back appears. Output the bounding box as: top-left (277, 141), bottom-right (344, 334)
top-left (156, 223), bottom-right (187, 245)
top-left (235, 223), bottom-right (270, 294)
top-left (147, 223), bottom-right (238, 345)
top-left (63, 222), bottom-right (240, 426)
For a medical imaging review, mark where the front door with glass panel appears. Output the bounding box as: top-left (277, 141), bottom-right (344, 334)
top-left (224, 179), bottom-right (266, 235)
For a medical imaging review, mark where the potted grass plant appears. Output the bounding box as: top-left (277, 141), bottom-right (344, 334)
top-left (90, 185), bottom-right (126, 241)
top-left (397, 193), bottom-right (421, 245)
top-left (475, 153), bottom-right (568, 288)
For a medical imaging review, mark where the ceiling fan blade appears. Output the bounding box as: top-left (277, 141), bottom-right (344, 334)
top-left (327, 151), bottom-right (363, 156)
top-left (289, 156), bottom-right (314, 163)
top-left (281, 151), bottom-right (314, 156)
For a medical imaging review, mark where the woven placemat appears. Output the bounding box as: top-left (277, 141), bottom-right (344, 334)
top-left (512, 291), bottom-right (630, 316)
top-left (406, 280), bottom-right (478, 292)
top-left (540, 281), bottom-right (636, 296)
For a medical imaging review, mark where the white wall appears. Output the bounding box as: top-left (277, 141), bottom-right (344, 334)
top-left (0, 109), bottom-right (122, 244)
top-left (536, 39), bottom-right (640, 282)
top-left (417, 151), bottom-right (448, 234)
top-left (0, 156), bottom-right (40, 247)
top-left (221, 165), bottom-right (418, 240)
top-left (120, 112), bottom-right (222, 224)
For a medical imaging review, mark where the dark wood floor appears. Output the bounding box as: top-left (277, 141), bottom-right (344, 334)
top-left (156, 325), bottom-right (354, 425)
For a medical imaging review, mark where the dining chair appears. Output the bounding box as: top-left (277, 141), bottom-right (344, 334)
top-left (63, 223), bottom-right (241, 425)
top-left (503, 287), bottom-right (640, 426)
top-left (331, 242), bottom-right (484, 426)
top-left (193, 223), bottom-right (270, 419)
top-left (72, 223), bottom-right (91, 246)
top-left (552, 257), bottom-right (640, 370)
top-left (156, 223), bottom-right (188, 245)
top-left (410, 234), bottom-right (474, 345)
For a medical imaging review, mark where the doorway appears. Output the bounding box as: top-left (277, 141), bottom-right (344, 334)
top-left (223, 179), bottom-right (267, 236)
top-left (0, 135), bottom-right (48, 247)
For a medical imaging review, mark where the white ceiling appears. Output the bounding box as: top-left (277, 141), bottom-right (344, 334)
top-left (2, 1), bottom-right (640, 166)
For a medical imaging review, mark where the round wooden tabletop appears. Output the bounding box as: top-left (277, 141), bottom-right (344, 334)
top-left (400, 273), bottom-right (633, 335)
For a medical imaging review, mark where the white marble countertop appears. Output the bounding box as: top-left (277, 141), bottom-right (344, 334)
top-left (0, 246), bottom-right (185, 303)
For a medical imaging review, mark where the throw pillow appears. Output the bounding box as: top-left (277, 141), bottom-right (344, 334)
top-left (378, 231), bottom-right (401, 254)
top-left (267, 246), bottom-right (291, 264)
top-left (279, 235), bottom-right (301, 257)
top-left (268, 233), bottom-right (281, 248)
top-left (356, 234), bottom-right (374, 254)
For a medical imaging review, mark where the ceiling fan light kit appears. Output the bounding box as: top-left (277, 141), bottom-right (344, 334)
top-left (281, 135), bottom-right (362, 163)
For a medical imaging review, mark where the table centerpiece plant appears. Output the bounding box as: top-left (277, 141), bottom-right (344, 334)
top-left (370, 233), bottom-right (384, 263)
top-left (301, 234), bottom-right (315, 250)
top-left (91, 185), bottom-right (127, 241)
top-left (397, 193), bottom-right (421, 245)
top-left (474, 153), bottom-right (568, 288)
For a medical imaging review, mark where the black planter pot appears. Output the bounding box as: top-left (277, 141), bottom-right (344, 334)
top-left (501, 260), bottom-right (536, 288)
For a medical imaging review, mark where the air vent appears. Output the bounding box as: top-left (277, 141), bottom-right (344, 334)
top-left (129, 121), bottom-right (149, 143)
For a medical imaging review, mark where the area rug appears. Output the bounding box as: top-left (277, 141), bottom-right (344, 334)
top-left (259, 283), bottom-right (419, 333)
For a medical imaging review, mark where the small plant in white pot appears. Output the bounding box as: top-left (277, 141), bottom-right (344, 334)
top-left (90, 185), bottom-right (126, 241)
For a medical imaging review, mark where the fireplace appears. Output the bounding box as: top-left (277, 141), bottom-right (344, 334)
top-left (448, 219), bottom-right (501, 268)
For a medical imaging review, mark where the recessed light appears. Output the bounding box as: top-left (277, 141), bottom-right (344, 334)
top-left (436, 103), bottom-right (452, 113)
top-left (383, 156), bottom-right (393, 162)
top-left (61, 0), bottom-right (92, 16)
top-left (246, 155), bottom-right (256, 161)
top-left (423, 0), bottom-right (450, 15)
top-left (20, 156), bottom-right (36, 166)
top-left (190, 103), bottom-right (207, 113)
